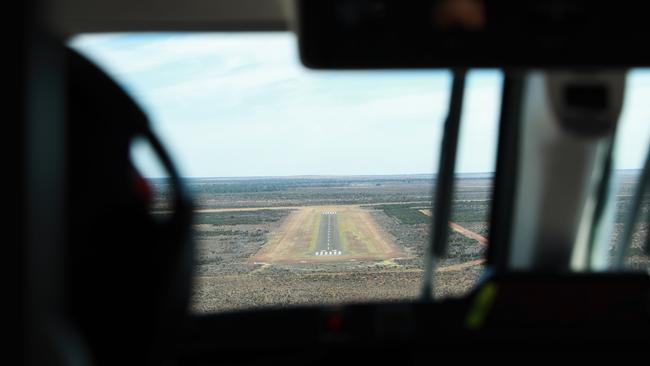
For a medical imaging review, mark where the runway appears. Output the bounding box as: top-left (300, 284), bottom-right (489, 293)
top-left (250, 205), bottom-right (404, 264)
top-left (314, 211), bottom-right (342, 256)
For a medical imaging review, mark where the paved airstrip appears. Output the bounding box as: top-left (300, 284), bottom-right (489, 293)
top-left (314, 211), bottom-right (342, 256)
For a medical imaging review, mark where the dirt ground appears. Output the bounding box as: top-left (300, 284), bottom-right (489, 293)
top-left (174, 176), bottom-right (493, 313)
top-left (190, 204), bottom-right (488, 313)
top-left (193, 265), bottom-right (484, 313)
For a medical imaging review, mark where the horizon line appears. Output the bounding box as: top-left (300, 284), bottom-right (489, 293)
top-left (149, 172), bottom-right (493, 179)
top-left (143, 168), bottom-right (643, 180)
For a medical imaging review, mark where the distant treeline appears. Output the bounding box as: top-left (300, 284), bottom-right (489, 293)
top-left (149, 176), bottom-right (438, 194)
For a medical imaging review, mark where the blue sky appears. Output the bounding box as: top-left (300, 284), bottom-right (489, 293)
top-left (71, 33), bottom-right (650, 178)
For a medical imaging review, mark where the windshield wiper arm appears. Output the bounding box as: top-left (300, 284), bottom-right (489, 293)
top-left (421, 69), bottom-right (466, 301)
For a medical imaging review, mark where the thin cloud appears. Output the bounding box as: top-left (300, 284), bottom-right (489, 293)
top-left (71, 33), bottom-right (650, 177)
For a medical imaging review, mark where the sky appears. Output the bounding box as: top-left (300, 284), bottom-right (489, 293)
top-left (70, 32), bottom-right (650, 178)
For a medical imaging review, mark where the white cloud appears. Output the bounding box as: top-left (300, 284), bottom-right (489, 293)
top-left (71, 33), bottom-right (299, 76)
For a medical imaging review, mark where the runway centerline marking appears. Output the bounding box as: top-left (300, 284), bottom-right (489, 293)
top-left (318, 211), bottom-right (341, 256)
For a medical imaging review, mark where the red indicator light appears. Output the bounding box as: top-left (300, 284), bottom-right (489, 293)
top-left (326, 313), bottom-right (343, 331)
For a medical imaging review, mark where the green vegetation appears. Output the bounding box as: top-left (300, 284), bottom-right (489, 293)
top-left (374, 199), bottom-right (492, 225)
top-left (376, 204), bottom-right (430, 225)
top-left (149, 176), bottom-right (437, 209)
top-left (193, 229), bottom-right (265, 237)
top-left (193, 210), bottom-right (289, 226)
top-left (184, 177), bottom-right (432, 194)
top-left (451, 201), bottom-right (491, 222)
top-left (614, 196), bottom-right (650, 223)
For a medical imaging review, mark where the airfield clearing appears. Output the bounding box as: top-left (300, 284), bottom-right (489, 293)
top-left (251, 205), bottom-right (404, 264)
